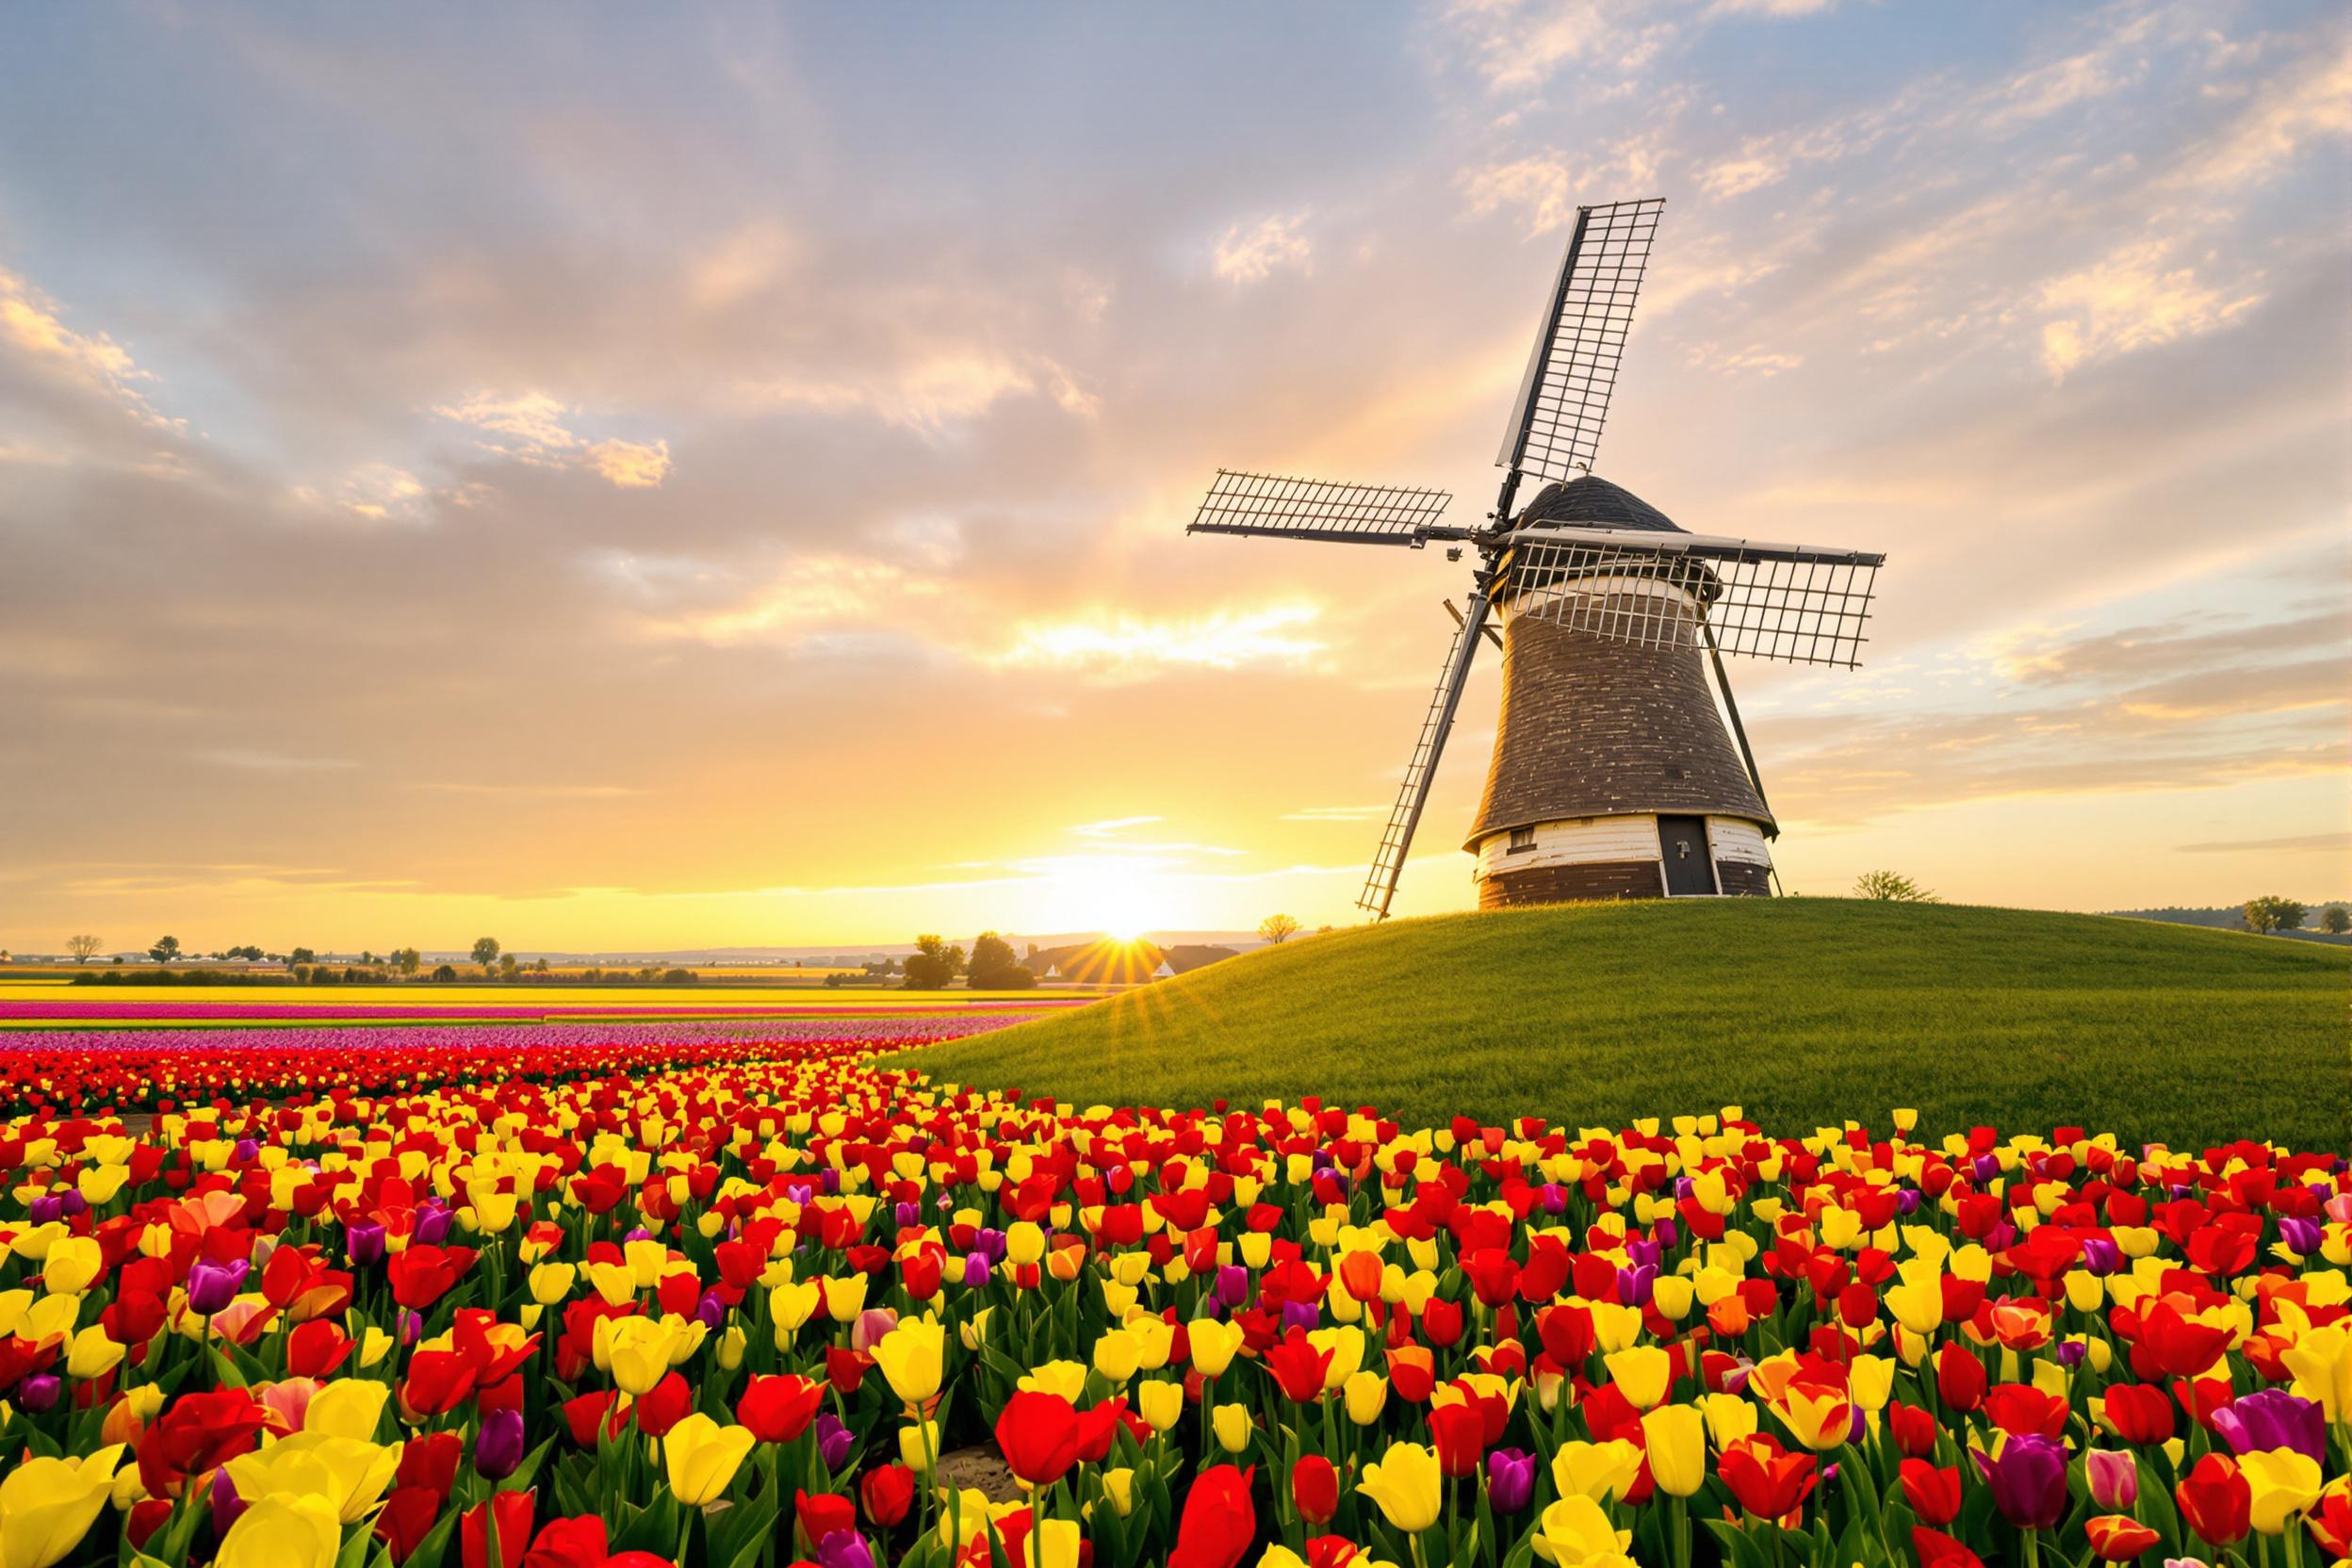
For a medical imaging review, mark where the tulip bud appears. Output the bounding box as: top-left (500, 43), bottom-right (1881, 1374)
top-left (475, 1407), bottom-right (526, 1480)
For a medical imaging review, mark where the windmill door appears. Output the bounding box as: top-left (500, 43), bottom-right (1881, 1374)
top-left (1657, 815), bottom-right (1717, 896)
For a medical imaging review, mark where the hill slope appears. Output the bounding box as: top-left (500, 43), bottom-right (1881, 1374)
top-left (908, 901), bottom-right (2350, 1150)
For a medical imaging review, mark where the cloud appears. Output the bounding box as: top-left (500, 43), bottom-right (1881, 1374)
top-left (743, 354), bottom-right (1059, 433)
top-left (434, 390), bottom-right (671, 487)
top-left (2175, 831), bottom-right (2351, 855)
top-left (194, 748), bottom-right (360, 772)
top-left (988, 602), bottom-right (1325, 679)
top-left (2036, 240), bottom-right (2264, 381)
top-left (1214, 212), bottom-right (1314, 285)
top-left (1069, 816), bottom-right (1163, 838)
top-left (0, 268), bottom-right (181, 432)
top-left (1282, 804), bottom-right (1389, 823)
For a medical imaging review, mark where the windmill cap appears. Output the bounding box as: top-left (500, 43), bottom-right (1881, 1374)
top-left (1514, 474), bottom-right (1684, 534)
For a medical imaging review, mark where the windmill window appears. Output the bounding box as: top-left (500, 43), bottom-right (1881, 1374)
top-left (1507, 826), bottom-right (1537, 854)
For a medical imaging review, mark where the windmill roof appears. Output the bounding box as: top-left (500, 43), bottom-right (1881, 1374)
top-left (1515, 475), bottom-right (1683, 534)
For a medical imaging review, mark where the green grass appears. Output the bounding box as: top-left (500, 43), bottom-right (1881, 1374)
top-left (907, 900), bottom-right (2351, 1151)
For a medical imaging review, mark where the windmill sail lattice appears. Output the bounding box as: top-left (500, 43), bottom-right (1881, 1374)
top-left (1361, 580), bottom-right (1495, 919)
top-left (1496, 198), bottom-right (1664, 485)
top-left (1187, 470), bottom-right (1459, 547)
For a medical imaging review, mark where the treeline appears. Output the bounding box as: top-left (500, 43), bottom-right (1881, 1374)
top-left (896, 932), bottom-right (1037, 991)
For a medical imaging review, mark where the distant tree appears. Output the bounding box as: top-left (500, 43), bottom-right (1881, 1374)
top-left (66, 934), bottom-right (103, 964)
top-left (967, 931), bottom-right (1036, 990)
top-left (1257, 914), bottom-right (1302, 944)
top-left (472, 937), bottom-right (500, 974)
top-left (498, 953), bottom-right (520, 980)
top-left (2242, 895), bottom-right (2306, 935)
top-left (1854, 871), bottom-right (1937, 903)
top-left (392, 947), bottom-right (422, 976)
top-left (903, 935), bottom-right (967, 990)
top-left (2322, 905), bottom-right (2350, 936)
top-left (532, 957), bottom-right (551, 973)
top-left (148, 935), bottom-right (182, 964)
top-left (659, 967), bottom-right (698, 985)
top-left (431, 963), bottom-right (458, 982)
top-left (288, 946), bottom-right (317, 966)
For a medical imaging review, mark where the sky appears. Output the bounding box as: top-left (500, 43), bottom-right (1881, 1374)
top-left (1, 0), bottom-right (2346, 954)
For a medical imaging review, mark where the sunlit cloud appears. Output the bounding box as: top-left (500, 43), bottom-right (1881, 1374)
top-left (0, 267), bottom-right (180, 432)
top-left (2036, 241), bottom-right (2264, 381)
top-left (1213, 212), bottom-right (1314, 285)
top-left (1069, 816), bottom-right (1163, 838)
top-left (434, 390), bottom-right (671, 487)
top-left (988, 603), bottom-right (1324, 679)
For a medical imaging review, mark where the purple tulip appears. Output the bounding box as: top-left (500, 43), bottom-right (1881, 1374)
top-left (475, 1406), bottom-right (526, 1479)
top-left (814, 1528), bottom-right (875, 1568)
top-left (1215, 1265), bottom-right (1249, 1308)
top-left (232, 1137), bottom-right (260, 1162)
top-left (1486, 1448), bottom-right (1537, 1513)
top-left (1281, 1299), bottom-right (1319, 1334)
top-left (2085, 1450), bottom-right (2138, 1511)
top-left (1895, 1187), bottom-right (1922, 1216)
top-left (1616, 1265), bottom-right (1657, 1308)
top-left (210, 1468), bottom-right (247, 1538)
top-left (400, 1308), bottom-right (423, 1345)
top-left (2080, 1237), bottom-right (2121, 1276)
top-left (2276, 1217), bottom-right (2322, 1257)
top-left (58, 1189), bottom-right (89, 1218)
top-left (894, 1201), bottom-right (919, 1229)
top-left (345, 1218), bottom-right (386, 1267)
top-left (2211, 1390), bottom-right (2325, 1464)
top-left (1538, 1183), bottom-right (1568, 1216)
top-left (816, 1413), bottom-right (854, 1471)
top-left (2055, 1341), bottom-right (2086, 1368)
top-left (18, 1374), bottom-right (60, 1413)
top-left (1625, 1239), bottom-right (1662, 1271)
top-left (415, 1203), bottom-right (454, 1247)
top-left (961, 1251), bottom-right (992, 1289)
top-left (819, 1168), bottom-right (841, 1196)
top-left (1650, 1217), bottom-right (1680, 1250)
top-left (27, 1195), bottom-right (63, 1225)
top-left (696, 1290), bottom-right (727, 1332)
top-left (187, 1257), bottom-right (249, 1315)
top-left (1973, 1433), bottom-right (2069, 1530)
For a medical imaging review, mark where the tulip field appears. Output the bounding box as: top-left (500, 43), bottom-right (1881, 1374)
top-left (1, 1011), bottom-right (2347, 1568)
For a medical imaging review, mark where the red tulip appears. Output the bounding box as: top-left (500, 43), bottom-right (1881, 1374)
top-left (1888, 1401), bottom-right (1939, 1460)
top-left (1169, 1463), bottom-right (1257, 1568)
top-left (375, 1487), bottom-right (443, 1563)
top-left (632, 1372), bottom-right (691, 1438)
top-left (738, 1374), bottom-right (826, 1444)
top-left (2084, 1515), bottom-right (2162, 1561)
top-left (860, 1463), bottom-right (916, 1527)
top-left (1899, 1460), bottom-right (1963, 1527)
top-left (1934, 1344), bottom-right (1985, 1413)
top-left (460, 1489), bottom-right (536, 1568)
top-left (1429, 1400), bottom-right (1485, 1479)
top-left (1267, 1330), bottom-right (1338, 1404)
top-left (1292, 1455), bottom-right (1339, 1526)
top-left (2102, 1382), bottom-right (2175, 1445)
top-left (993, 1390), bottom-right (1081, 1489)
top-left (1718, 1435), bottom-right (1817, 1521)
top-left (1982, 1384), bottom-right (2069, 1440)
top-left (793, 1490), bottom-right (858, 1549)
top-left (398, 1432), bottom-right (466, 1499)
top-left (2176, 1453), bottom-right (2251, 1546)
top-left (1911, 1527), bottom-right (1985, 1568)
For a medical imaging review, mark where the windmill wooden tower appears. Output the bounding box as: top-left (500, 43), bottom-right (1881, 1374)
top-left (1188, 198), bottom-right (1886, 916)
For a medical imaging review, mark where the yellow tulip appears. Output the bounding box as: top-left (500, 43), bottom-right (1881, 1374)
top-left (585, 1260), bottom-right (638, 1306)
top-left (1534, 1494), bottom-right (1634, 1565)
top-left (226, 1434), bottom-right (400, 1523)
top-left (1358, 1442), bottom-right (1444, 1533)
top-left (64, 1324), bottom-right (125, 1380)
top-left (1701, 1392), bottom-right (1758, 1450)
top-left (1551, 1439), bottom-right (1642, 1503)
top-left (1602, 1346), bottom-right (1672, 1410)
top-left (1135, 1380), bottom-right (1184, 1433)
top-left (874, 1316), bottom-right (946, 1406)
top-left (1101, 1467), bottom-right (1136, 1517)
top-left (1306, 1326), bottom-right (1365, 1390)
top-left (216, 1494), bottom-right (340, 1568)
top-left (529, 1263), bottom-right (577, 1304)
top-left (302, 1379), bottom-right (390, 1442)
top-left (599, 1315), bottom-right (680, 1396)
top-left (2239, 1448), bottom-right (2323, 1536)
top-left (41, 1238), bottom-right (103, 1297)
top-left (822, 1272), bottom-right (869, 1322)
top-left (1030, 1518), bottom-right (1081, 1568)
top-left (1187, 1317), bottom-right (1244, 1379)
top-left (1343, 1370), bottom-right (1389, 1426)
top-left (2279, 1324), bottom-right (2349, 1421)
top-left (1778, 1385), bottom-right (1854, 1452)
top-left (1091, 1328), bottom-right (1142, 1383)
top-left (1018, 1360), bottom-right (1088, 1402)
top-left (1212, 1402), bottom-right (1252, 1454)
top-left (1641, 1405), bottom-right (1707, 1497)
top-left (898, 1419), bottom-right (941, 1472)
top-left (959, 1307), bottom-right (993, 1350)
top-left (663, 1413), bottom-right (756, 1506)
top-left (1005, 1221), bottom-right (1046, 1266)
top-left (771, 1282), bottom-right (820, 1341)
top-left (0, 1446), bottom-right (122, 1568)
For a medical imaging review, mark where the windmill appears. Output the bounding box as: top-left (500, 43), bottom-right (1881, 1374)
top-left (1188, 198), bottom-right (1886, 918)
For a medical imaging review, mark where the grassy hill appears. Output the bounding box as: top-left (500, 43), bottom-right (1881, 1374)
top-left (907, 900), bottom-right (2350, 1151)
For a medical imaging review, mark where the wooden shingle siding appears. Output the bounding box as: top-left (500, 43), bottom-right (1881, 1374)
top-left (1478, 859), bottom-right (1666, 906)
top-left (1716, 861), bottom-right (1771, 897)
top-left (1466, 599), bottom-right (1772, 848)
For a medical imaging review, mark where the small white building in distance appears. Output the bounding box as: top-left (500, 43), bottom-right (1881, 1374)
top-left (1151, 960), bottom-right (1174, 979)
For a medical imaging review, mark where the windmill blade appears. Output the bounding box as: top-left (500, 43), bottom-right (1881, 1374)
top-left (1503, 526), bottom-right (1886, 668)
top-left (1361, 574), bottom-right (1498, 919)
top-left (1496, 197), bottom-right (1665, 485)
top-left (1188, 469), bottom-right (1462, 547)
